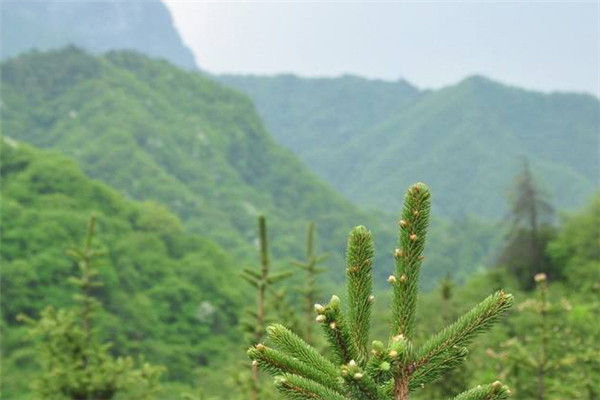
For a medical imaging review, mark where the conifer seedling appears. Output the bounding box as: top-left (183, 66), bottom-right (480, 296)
top-left (18, 216), bottom-right (164, 400)
top-left (293, 222), bottom-right (328, 344)
top-left (248, 183), bottom-right (514, 400)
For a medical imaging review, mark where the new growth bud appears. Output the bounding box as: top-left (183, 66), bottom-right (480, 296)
top-left (314, 303), bottom-right (325, 313)
top-left (387, 275), bottom-right (397, 284)
top-left (329, 295), bottom-right (340, 307)
top-left (315, 314), bottom-right (326, 323)
top-left (372, 340), bottom-right (384, 353)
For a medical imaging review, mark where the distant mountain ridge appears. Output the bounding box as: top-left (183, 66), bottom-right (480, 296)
top-left (221, 73), bottom-right (599, 218)
top-left (1, 0), bottom-right (197, 69)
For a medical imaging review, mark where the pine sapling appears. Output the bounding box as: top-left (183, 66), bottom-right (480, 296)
top-left (293, 222), bottom-right (328, 344)
top-left (249, 183), bottom-right (514, 400)
top-left (18, 216), bottom-right (164, 400)
top-left (241, 215), bottom-right (293, 400)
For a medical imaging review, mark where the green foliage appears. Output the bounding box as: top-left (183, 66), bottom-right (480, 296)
top-left (18, 216), bottom-right (164, 400)
top-left (0, 139), bottom-right (242, 396)
top-left (249, 184), bottom-right (513, 400)
top-left (548, 194), bottom-right (600, 291)
top-left (222, 74), bottom-right (599, 218)
top-left (487, 274), bottom-right (600, 399)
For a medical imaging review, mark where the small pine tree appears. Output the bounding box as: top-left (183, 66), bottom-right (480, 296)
top-left (293, 222), bottom-right (328, 344)
top-left (18, 216), bottom-right (164, 400)
top-left (241, 215), bottom-right (293, 400)
top-left (248, 183), bottom-right (514, 400)
top-left (488, 272), bottom-right (599, 400)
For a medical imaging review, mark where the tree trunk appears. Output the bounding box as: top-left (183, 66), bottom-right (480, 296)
top-left (395, 377), bottom-right (410, 400)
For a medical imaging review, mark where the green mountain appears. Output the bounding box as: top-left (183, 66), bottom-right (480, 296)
top-left (221, 74), bottom-right (599, 218)
top-left (0, 0), bottom-right (197, 69)
top-left (0, 48), bottom-right (387, 279)
top-left (1, 48), bottom-right (500, 288)
top-left (0, 138), bottom-right (241, 396)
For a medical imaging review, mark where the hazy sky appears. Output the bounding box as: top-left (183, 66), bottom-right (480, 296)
top-left (163, 1), bottom-right (599, 95)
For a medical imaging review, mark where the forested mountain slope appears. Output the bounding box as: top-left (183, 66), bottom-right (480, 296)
top-left (222, 74), bottom-right (599, 218)
top-left (0, 138), bottom-right (241, 396)
top-left (0, 48), bottom-right (390, 278)
top-left (1, 48), bottom-right (500, 287)
top-left (0, 0), bottom-right (197, 69)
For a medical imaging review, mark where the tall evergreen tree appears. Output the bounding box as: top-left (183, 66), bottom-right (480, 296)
top-left (248, 183), bottom-right (513, 400)
top-left (497, 159), bottom-right (556, 289)
top-left (18, 216), bottom-right (164, 400)
top-left (293, 222), bottom-right (327, 344)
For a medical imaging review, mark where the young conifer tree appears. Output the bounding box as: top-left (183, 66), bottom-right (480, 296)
top-left (293, 222), bottom-right (328, 344)
top-left (248, 183), bottom-right (514, 400)
top-left (19, 216), bottom-right (164, 400)
top-left (241, 215), bottom-right (293, 400)
top-left (487, 272), bottom-right (593, 400)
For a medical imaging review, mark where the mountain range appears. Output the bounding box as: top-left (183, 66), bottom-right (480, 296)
top-left (222, 74), bottom-right (600, 218)
top-left (3, 0), bottom-right (597, 220)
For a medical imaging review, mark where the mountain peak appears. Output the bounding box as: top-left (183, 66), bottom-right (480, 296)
top-left (1, 0), bottom-right (197, 69)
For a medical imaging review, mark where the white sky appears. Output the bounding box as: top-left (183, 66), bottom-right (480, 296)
top-left (163, 1), bottom-right (599, 95)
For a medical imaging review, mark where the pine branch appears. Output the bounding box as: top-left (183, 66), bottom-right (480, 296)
top-left (275, 374), bottom-right (347, 400)
top-left (346, 226), bottom-right (375, 366)
top-left (392, 183), bottom-right (431, 340)
top-left (341, 360), bottom-right (380, 400)
top-left (409, 346), bottom-right (468, 390)
top-left (315, 295), bottom-right (358, 365)
top-left (450, 381), bottom-right (510, 400)
top-left (414, 290), bottom-right (513, 372)
top-left (365, 341), bottom-right (393, 384)
top-left (248, 344), bottom-right (341, 390)
top-left (266, 324), bottom-right (339, 380)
